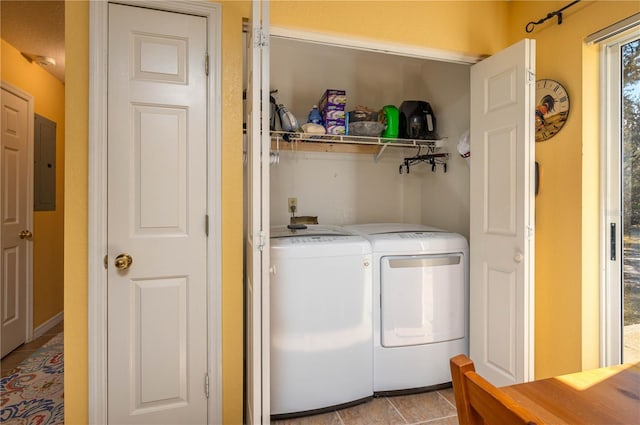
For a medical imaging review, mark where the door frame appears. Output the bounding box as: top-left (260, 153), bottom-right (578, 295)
top-left (87, 1), bottom-right (222, 423)
top-left (0, 80), bottom-right (34, 347)
top-left (269, 26), bottom-right (481, 64)
top-left (252, 24), bottom-right (533, 403)
top-left (598, 25), bottom-right (640, 366)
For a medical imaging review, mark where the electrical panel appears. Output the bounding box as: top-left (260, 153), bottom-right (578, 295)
top-left (34, 114), bottom-right (56, 211)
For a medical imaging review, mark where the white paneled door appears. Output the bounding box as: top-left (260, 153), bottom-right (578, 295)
top-left (107, 4), bottom-right (208, 424)
top-left (1, 84), bottom-right (33, 358)
top-left (469, 39), bottom-right (536, 387)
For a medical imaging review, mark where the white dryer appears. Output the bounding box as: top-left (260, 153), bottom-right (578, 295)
top-left (270, 225), bottom-right (373, 417)
top-left (344, 223), bottom-right (468, 393)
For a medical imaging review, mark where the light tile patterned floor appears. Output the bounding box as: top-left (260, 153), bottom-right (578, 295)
top-left (1, 321), bottom-right (64, 378)
top-left (272, 388), bottom-right (459, 425)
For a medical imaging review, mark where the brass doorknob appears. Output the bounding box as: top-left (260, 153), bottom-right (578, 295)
top-left (114, 253), bottom-right (133, 270)
top-left (19, 230), bottom-right (33, 240)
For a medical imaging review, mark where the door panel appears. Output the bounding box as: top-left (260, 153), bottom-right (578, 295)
top-left (485, 126), bottom-right (517, 235)
top-left (485, 267), bottom-right (516, 377)
top-left (1, 86), bottom-right (31, 358)
top-left (107, 4), bottom-right (208, 423)
top-left (135, 277), bottom-right (188, 410)
top-left (134, 106), bottom-right (187, 233)
top-left (470, 39), bottom-right (535, 386)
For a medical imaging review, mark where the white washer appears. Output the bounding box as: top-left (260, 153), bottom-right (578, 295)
top-left (270, 225), bottom-right (373, 417)
top-left (344, 223), bottom-right (469, 393)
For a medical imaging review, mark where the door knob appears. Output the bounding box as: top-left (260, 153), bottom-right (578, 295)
top-left (19, 230), bottom-right (33, 240)
top-left (114, 253), bottom-right (133, 270)
top-left (514, 252), bottom-right (524, 263)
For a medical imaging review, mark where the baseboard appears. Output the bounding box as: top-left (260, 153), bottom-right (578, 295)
top-left (32, 311), bottom-right (64, 340)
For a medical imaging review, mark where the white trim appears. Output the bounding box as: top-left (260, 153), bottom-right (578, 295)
top-left (269, 26), bottom-right (482, 65)
top-left (599, 34), bottom-right (620, 367)
top-left (32, 311), bottom-right (64, 339)
top-left (260, 2), bottom-right (271, 421)
top-left (586, 12), bottom-right (640, 45)
top-left (599, 29), bottom-right (640, 367)
top-left (204, 3), bottom-right (223, 424)
top-left (88, 2), bottom-right (108, 421)
top-left (0, 80), bottom-right (34, 345)
top-left (88, 2), bottom-right (223, 424)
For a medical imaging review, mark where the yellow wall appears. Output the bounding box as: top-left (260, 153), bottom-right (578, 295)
top-left (271, 1), bottom-right (509, 56)
top-left (63, 0), bottom-right (640, 422)
top-left (1, 39), bottom-right (65, 328)
top-left (507, 1), bottom-right (640, 379)
top-left (219, 1), bottom-right (249, 423)
top-left (64, 1), bottom-right (88, 423)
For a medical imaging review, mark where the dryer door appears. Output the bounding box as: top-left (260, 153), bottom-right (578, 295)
top-left (380, 253), bottom-right (465, 347)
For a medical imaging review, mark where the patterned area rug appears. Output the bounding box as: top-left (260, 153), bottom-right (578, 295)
top-left (1, 332), bottom-right (64, 425)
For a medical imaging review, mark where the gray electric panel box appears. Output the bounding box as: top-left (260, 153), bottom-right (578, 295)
top-left (34, 114), bottom-right (56, 211)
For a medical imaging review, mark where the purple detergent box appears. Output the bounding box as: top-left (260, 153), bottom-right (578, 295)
top-left (322, 109), bottom-right (346, 121)
top-left (324, 117), bottom-right (346, 135)
top-left (325, 125), bottom-right (346, 135)
top-left (324, 118), bottom-right (346, 127)
top-left (322, 104), bottom-right (346, 111)
top-left (319, 89), bottom-right (346, 111)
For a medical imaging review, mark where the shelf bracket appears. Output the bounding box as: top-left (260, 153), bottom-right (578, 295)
top-left (374, 144), bottom-right (389, 162)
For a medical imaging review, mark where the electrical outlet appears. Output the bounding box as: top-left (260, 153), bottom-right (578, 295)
top-left (288, 197), bottom-right (297, 214)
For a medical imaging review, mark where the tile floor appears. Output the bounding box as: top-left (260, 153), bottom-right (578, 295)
top-left (1, 321), bottom-right (461, 425)
top-left (272, 388), bottom-right (459, 425)
top-left (0, 320), bottom-right (64, 378)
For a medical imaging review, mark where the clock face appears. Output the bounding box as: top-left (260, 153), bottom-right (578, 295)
top-left (535, 79), bottom-right (570, 142)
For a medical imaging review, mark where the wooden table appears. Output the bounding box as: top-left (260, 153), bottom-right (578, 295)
top-left (501, 362), bottom-right (640, 424)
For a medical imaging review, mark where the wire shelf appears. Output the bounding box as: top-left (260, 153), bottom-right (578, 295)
top-left (270, 131), bottom-right (446, 148)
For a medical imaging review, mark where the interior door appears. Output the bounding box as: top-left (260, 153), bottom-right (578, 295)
top-left (469, 39), bottom-right (536, 386)
top-left (1, 84), bottom-right (33, 358)
top-left (107, 4), bottom-right (209, 423)
top-left (245, 0), bottom-right (271, 423)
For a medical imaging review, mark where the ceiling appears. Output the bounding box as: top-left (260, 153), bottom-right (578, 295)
top-left (1, 1), bottom-right (65, 83)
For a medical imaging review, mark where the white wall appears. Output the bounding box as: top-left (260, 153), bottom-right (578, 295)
top-left (416, 58), bottom-right (471, 240)
top-left (270, 149), bottom-right (422, 226)
top-left (269, 37), bottom-right (471, 239)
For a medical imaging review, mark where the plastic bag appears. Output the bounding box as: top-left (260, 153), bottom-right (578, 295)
top-left (457, 129), bottom-right (470, 166)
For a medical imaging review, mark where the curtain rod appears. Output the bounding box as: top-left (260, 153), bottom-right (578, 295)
top-left (526, 0), bottom-right (582, 33)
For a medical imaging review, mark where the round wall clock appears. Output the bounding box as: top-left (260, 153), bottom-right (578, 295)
top-left (535, 79), bottom-right (570, 142)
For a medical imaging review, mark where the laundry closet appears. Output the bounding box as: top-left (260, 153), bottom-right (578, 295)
top-left (246, 23), bottom-right (536, 420)
top-left (264, 33), bottom-right (475, 418)
top-left (268, 36), bottom-right (472, 239)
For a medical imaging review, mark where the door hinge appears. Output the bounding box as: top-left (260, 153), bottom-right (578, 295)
top-left (204, 373), bottom-right (209, 398)
top-left (527, 68), bottom-right (536, 84)
top-left (256, 230), bottom-right (266, 251)
top-left (103, 255), bottom-right (108, 269)
top-left (205, 52), bottom-right (209, 76)
top-left (205, 214), bottom-right (209, 237)
top-left (253, 28), bottom-right (268, 48)
top-left (527, 225), bottom-right (534, 241)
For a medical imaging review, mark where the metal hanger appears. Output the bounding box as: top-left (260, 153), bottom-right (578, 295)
top-left (399, 147), bottom-right (448, 174)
